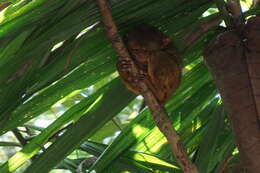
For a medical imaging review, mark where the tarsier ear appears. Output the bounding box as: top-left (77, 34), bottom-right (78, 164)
top-left (163, 37), bottom-right (172, 45)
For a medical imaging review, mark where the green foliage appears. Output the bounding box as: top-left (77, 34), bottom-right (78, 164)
top-left (0, 0), bottom-right (258, 172)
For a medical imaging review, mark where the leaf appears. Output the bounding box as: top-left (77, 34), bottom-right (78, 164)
top-left (0, 56), bottom-right (116, 135)
top-left (24, 78), bottom-right (136, 173)
top-left (0, 78), bottom-right (117, 173)
top-left (195, 105), bottom-right (225, 172)
top-left (80, 141), bottom-right (180, 172)
top-left (0, 28), bottom-right (32, 69)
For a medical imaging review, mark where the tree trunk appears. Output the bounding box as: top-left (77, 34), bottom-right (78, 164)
top-left (203, 16), bottom-right (260, 173)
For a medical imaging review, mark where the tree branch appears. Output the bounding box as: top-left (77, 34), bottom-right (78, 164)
top-left (0, 2), bottom-right (11, 12)
top-left (216, 155), bottom-right (233, 173)
top-left (95, 0), bottom-right (198, 172)
top-left (12, 128), bottom-right (27, 147)
top-left (184, 13), bottom-right (221, 47)
top-left (214, 0), bottom-right (233, 28)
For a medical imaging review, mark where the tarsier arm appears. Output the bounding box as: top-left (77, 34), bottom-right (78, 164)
top-left (116, 59), bottom-right (141, 94)
top-left (117, 58), bottom-right (153, 95)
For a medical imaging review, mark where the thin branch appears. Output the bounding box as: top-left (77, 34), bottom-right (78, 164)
top-left (226, 0), bottom-right (244, 32)
top-left (77, 157), bottom-right (97, 173)
top-left (12, 128), bottom-right (40, 161)
top-left (0, 2), bottom-right (11, 12)
top-left (25, 127), bottom-right (34, 136)
top-left (215, 0), bottom-right (244, 31)
top-left (214, 0), bottom-right (233, 28)
top-left (12, 128), bottom-right (27, 147)
top-left (112, 118), bottom-right (122, 131)
top-left (252, 0), bottom-right (260, 8)
top-left (226, 0), bottom-right (242, 19)
top-left (184, 13), bottom-right (222, 47)
top-left (95, 0), bottom-right (198, 172)
top-left (216, 155), bottom-right (233, 173)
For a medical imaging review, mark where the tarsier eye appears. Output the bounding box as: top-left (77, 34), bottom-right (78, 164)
top-left (130, 49), bottom-right (139, 54)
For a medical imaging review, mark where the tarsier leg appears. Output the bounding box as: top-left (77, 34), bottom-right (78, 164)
top-left (117, 58), bottom-right (161, 104)
top-left (117, 57), bottom-right (149, 94)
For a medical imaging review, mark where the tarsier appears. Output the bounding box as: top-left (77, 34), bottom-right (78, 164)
top-left (117, 24), bottom-right (182, 104)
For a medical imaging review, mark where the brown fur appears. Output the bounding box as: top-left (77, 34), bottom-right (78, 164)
top-left (117, 24), bottom-right (182, 104)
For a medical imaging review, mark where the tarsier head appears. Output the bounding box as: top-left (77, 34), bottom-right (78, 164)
top-left (124, 24), bottom-right (173, 66)
top-left (125, 24), bottom-right (172, 51)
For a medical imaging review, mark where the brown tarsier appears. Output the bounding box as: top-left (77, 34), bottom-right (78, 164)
top-left (117, 24), bottom-right (182, 104)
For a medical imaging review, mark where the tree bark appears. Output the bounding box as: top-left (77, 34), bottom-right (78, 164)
top-left (204, 16), bottom-right (260, 172)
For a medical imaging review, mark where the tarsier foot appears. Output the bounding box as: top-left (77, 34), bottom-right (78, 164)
top-left (131, 73), bottom-right (150, 94)
top-left (133, 73), bottom-right (146, 83)
top-left (117, 57), bottom-right (149, 94)
top-left (117, 58), bottom-right (133, 72)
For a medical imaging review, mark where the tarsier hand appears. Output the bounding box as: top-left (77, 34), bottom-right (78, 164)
top-left (117, 24), bottom-right (182, 104)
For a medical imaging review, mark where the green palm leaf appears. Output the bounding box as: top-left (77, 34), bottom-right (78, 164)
top-left (1, 0), bottom-right (257, 172)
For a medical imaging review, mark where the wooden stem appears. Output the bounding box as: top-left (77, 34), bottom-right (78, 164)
top-left (12, 128), bottom-right (27, 147)
top-left (184, 14), bottom-right (221, 47)
top-left (95, 0), bottom-right (198, 172)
